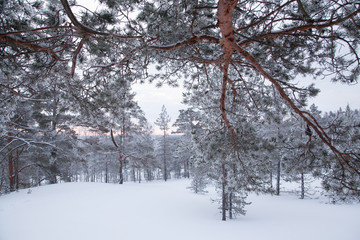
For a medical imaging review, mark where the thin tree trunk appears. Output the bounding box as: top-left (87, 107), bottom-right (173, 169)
top-left (163, 130), bottom-right (167, 181)
top-left (119, 152), bottom-right (124, 184)
top-left (15, 149), bottom-right (19, 190)
top-left (122, 118), bottom-right (128, 183)
top-left (229, 192), bottom-right (233, 219)
top-left (276, 159), bottom-right (281, 196)
top-left (36, 167), bottom-right (40, 186)
top-left (300, 172), bottom-right (305, 199)
top-left (270, 164), bottom-right (273, 190)
top-left (185, 158), bottom-right (190, 178)
top-left (221, 153), bottom-right (227, 221)
top-left (138, 169), bottom-right (141, 183)
top-left (8, 153), bottom-right (14, 191)
top-left (132, 168), bottom-right (136, 182)
top-left (49, 88), bottom-right (59, 184)
top-left (0, 167), bottom-right (5, 193)
top-left (8, 129), bottom-right (15, 192)
top-left (105, 159), bottom-right (108, 183)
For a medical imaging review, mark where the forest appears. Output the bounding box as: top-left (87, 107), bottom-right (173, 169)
top-left (1, 0), bottom-right (360, 221)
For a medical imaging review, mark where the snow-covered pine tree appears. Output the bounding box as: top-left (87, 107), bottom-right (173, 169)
top-left (180, 68), bottom-right (266, 220)
top-left (154, 105), bottom-right (171, 181)
top-left (320, 106), bottom-right (360, 202)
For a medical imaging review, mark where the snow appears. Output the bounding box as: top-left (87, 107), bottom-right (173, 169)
top-left (0, 180), bottom-right (359, 240)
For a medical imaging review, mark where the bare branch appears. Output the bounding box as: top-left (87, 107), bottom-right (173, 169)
top-left (236, 0), bottom-right (296, 32)
top-left (110, 129), bottom-right (119, 148)
top-left (238, 9), bottom-right (360, 47)
top-left (150, 35), bottom-right (219, 50)
top-left (0, 35), bottom-right (61, 60)
top-left (296, 0), bottom-right (312, 22)
top-left (71, 36), bottom-right (86, 77)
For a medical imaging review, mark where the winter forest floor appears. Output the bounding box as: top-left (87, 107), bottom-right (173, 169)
top-left (0, 179), bottom-right (359, 240)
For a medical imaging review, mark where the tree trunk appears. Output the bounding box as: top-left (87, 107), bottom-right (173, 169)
top-left (8, 151), bottom-right (14, 192)
top-left (131, 168), bottom-right (136, 182)
top-left (300, 172), bottom-right (305, 199)
top-left (0, 167), bottom-right (5, 193)
top-left (15, 149), bottom-right (20, 190)
top-left (121, 118), bottom-right (127, 183)
top-left (48, 163), bottom-right (58, 184)
top-left (119, 152), bottom-right (124, 184)
top-left (49, 89), bottom-right (58, 184)
top-left (8, 129), bottom-right (15, 192)
top-left (217, 0), bottom-right (239, 142)
top-left (105, 159), bottom-right (108, 183)
top-left (276, 159), bottom-right (281, 196)
top-left (229, 192), bottom-right (233, 219)
top-left (138, 169), bottom-right (141, 183)
top-left (270, 170), bottom-right (273, 189)
top-left (221, 153), bottom-right (227, 221)
top-left (163, 130), bottom-right (167, 181)
top-left (184, 158), bottom-right (190, 178)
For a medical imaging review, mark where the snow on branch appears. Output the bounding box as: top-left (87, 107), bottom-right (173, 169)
top-left (60, 0), bottom-right (142, 39)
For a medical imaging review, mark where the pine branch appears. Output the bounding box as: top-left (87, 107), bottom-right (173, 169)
top-left (60, 0), bottom-right (142, 39)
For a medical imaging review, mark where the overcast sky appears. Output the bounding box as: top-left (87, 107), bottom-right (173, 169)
top-left (305, 79), bottom-right (360, 112)
top-left (132, 82), bottom-right (186, 135)
top-left (133, 79), bottom-right (360, 134)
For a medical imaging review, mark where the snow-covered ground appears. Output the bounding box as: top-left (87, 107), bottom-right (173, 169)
top-left (0, 179), bottom-right (359, 240)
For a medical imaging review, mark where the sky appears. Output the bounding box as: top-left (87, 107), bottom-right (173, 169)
top-left (133, 77), bottom-right (360, 134)
top-left (132, 82), bottom-right (186, 134)
top-left (303, 78), bottom-right (360, 112)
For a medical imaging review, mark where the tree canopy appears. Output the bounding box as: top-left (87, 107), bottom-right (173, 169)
top-left (1, 0), bottom-right (360, 194)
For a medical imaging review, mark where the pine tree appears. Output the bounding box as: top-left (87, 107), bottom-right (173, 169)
top-left (154, 105), bottom-right (171, 181)
top-left (320, 106), bottom-right (360, 201)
